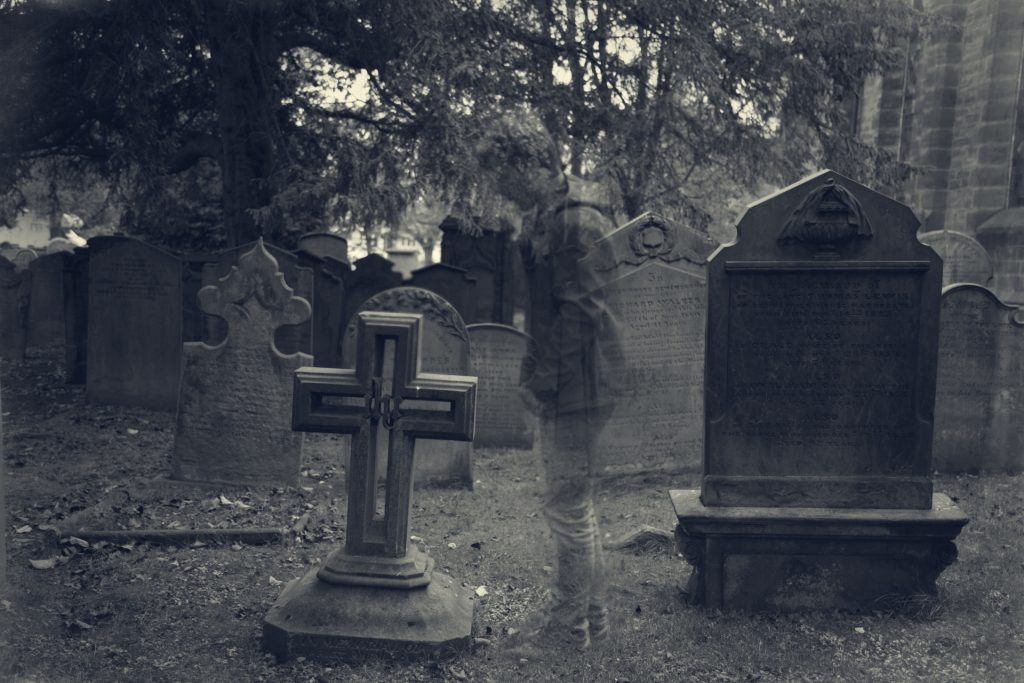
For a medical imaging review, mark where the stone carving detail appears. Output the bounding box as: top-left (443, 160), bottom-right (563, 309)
top-left (357, 286), bottom-right (469, 343)
top-left (778, 179), bottom-right (872, 251)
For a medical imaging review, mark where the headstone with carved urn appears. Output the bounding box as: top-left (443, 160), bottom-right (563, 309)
top-left (171, 240), bottom-right (312, 486)
top-left (580, 212), bottom-right (717, 474)
top-left (671, 170), bottom-right (968, 611)
top-left (263, 310), bottom-right (477, 662)
top-left (342, 287), bottom-right (473, 487)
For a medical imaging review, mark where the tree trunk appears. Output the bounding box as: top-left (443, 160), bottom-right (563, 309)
top-left (205, 0), bottom-right (280, 247)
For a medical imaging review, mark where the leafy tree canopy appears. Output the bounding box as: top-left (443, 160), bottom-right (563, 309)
top-left (0, 0), bottom-right (921, 251)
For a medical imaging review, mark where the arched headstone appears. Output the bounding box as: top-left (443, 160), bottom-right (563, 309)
top-left (918, 230), bottom-right (993, 287)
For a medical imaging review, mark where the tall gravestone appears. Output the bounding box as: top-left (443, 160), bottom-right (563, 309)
top-left (27, 252), bottom-right (67, 348)
top-left (264, 311), bottom-right (477, 661)
top-left (934, 284), bottom-right (1024, 472)
top-left (62, 247), bottom-right (89, 384)
top-left (204, 242), bottom-right (313, 356)
top-left (172, 241), bottom-right (312, 486)
top-left (0, 256), bottom-right (32, 361)
top-left (918, 230), bottom-right (993, 287)
top-left (295, 250), bottom-right (347, 368)
top-left (86, 237), bottom-right (182, 411)
top-left (581, 212), bottom-right (717, 474)
top-left (409, 263), bottom-right (479, 325)
top-left (343, 288), bottom-right (473, 486)
top-left (672, 171), bottom-right (968, 611)
top-left (440, 217), bottom-right (516, 324)
top-left (297, 231), bottom-right (350, 267)
top-left (340, 254), bottom-right (403, 359)
top-left (467, 324), bottom-right (533, 449)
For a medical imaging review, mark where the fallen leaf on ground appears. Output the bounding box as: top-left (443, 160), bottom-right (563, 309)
top-left (30, 558), bottom-right (58, 570)
top-left (15, 525), bottom-right (32, 533)
top-left (269, 576), bottom-right (283, 586)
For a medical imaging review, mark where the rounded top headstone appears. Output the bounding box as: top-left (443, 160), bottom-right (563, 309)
top-left (918, 230), bottom-right (993, 287)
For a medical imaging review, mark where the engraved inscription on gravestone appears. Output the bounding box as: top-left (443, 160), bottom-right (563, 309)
top-left (934, 284), bottom-right (1024, 473)
top-left (582, 212), bottom-right (717, 474)
top-left (703, 172), bottom-right (942, 509)
top-left (468, 324), bottom-right (533, 449)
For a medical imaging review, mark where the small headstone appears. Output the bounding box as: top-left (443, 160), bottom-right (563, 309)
top-left (934, 284), bottom-right (1024, 472)
top-left (918, 230), bottom-right (993, 287)
top-left (13, 248), bottom-right (37, 270)
top-left (62, 248), bottom-right (89, 384)
top-left (340, 254), bottom-right (403, 356)
top-left (440, 217), bottom-right (517, 324)
top-left (264, 311), bottom-right (477, 661)
top-left (86, 236), bottom-right (182, 411)
top-left (171, 240), bottom-right (312, 486)
top-left (467, 324), bottom-right (533, 449)
top-left (343, 287), bottom-right (473, 486)
top-left (409, 263), bottom-right (479, 325)
top-left (0, 256), bottom-right (32, 361)
top-left (581, 212), bottom-right (717, 474)
top-left (203, 241), bottom-right (313, 356)
top-left (27, 252), bottom-right (67, 348)
top-left (297, 231), bottom-right (350, 267)
top-left (45, 237), bottom-right (75, 254)
top-left (672, 171), bottom-right (968, 612)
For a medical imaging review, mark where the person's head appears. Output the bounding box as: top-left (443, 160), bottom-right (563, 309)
top-left (474, 107), bottom-right (565, 211)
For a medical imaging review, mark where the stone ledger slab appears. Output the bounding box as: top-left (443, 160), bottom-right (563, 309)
top-left (671, 489), bottom-right (968, 611)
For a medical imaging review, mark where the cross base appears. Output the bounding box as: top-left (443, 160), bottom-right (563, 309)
top-left (317, 544), bottom-right (434, 588)
top-left (262, 565), bottom-right (474, 663)
top-left (671, 489), bottom-right (968, 612)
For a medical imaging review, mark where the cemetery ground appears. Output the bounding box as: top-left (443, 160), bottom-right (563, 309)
top-left (1, 350), bottom-right (1022, 683)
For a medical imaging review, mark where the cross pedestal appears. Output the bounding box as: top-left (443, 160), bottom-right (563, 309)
top-left (263, 311), bottom-right (477, 662)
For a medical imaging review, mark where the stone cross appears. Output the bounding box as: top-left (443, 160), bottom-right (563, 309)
top-left (292, 310), bottom-right (476, 587)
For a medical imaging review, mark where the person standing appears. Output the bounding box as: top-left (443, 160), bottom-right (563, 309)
top-left (475, 108), bottom-right (624, 650)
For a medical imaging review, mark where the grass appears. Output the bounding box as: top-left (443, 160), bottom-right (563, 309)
top-left (1, 349), bottom-right (1022, 682)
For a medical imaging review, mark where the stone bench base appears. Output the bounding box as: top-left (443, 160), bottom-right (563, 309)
top-left (670, 489), bottom-right (968, 611)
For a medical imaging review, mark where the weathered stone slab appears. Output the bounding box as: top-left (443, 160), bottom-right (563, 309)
top-left (27, 252), bottom-right (67, 348)
top-left (172, 240), bottom-right (312, 486)
top-left (298, 231), bottom-right (350, 267)
top-left (409, 264), bottom-right (479, 325)
top-left (467, 324), bottom-right (533, 449)
top-left (582, 212), bottom-right (717, 474)
top-left (703, 171), bottom-right (942, 510)
top-left (919, 230), bottom-right (993, 287)
top-left (0, 256), bottom-right (32, 361)
top-left (62, 248), bottom-right (88, 384)
top-left (343, 288), bottom-right (472, 486)
top-left (934, 284), bottom-right (1024, 472)
top-left (86, 237), bottom-right (182, 411)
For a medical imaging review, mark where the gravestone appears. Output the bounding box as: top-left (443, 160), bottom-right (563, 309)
top-left (298, 231), bottom-right (350, 267)
top-left (45, 237), bottom-right (75, 254)
top-left (295, 250), bottom-right (347, 368)
top-left (62, 248), bottom-right (89, 384)
top-left (0, 256), bottom-right (32, 361)
top-left (203, 242), bottom-right (313, 356)
top-left (172, 240), bottom-right (312, 486)
top-left (340, 254), bottom-right (402, 358)
top-left (13, 249), bottom-right (37, 270)
top-left (581, 212), bottom-right (717, 474)
top-left (467, 324), bottom-right (533, 449)
top-left (934, 284), bottom-right (1024, 472)
top-left (27, 252), bottom-right (67, 348)
top-left (1, 379), bottom-right (5, 587)
top-left (918, 230), bottom-right (993, 287)
top-left (86, 236), bottom-right (182, 411)
top-left (343, 288), bottom-right (473, 486)
top-left (440, 217), bottom-right (517, 324)
top-left (182, 253), bottom-right (218, 342)
top-left (264, 311), bottom-right (477, 661)
top-left (672, 170), bottom-right (968, 611)
top-left (409, 263), bottom-right (479, 325)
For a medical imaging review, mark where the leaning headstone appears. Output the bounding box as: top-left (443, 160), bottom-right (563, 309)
top-left (62, 247), bottom-right (89, 384)
top-left (409, 263), bottom-right (479, 325)
top-left (27, 252), bottom-right (67, 348)
top-left (13, 249), bottom-right (37, 270)
top-left (264, 311), bottom-right (477, 662)
top-left (918, 230), bottom-right (993, 287)
top-left (581, 212), bottom-right (717, 474)
top-left (297, 231), bottom-right (350, 267)
top-left (672, 170), bottom-right (968, 611)
top-left (440, 217), bottom-right (516, 324)
top-left (171, 240), bottom-right (312, 486)
top-left (467, 324), bottom-right (533, 449)
top-left (203, 241), bottom-right (313, 356)
top-left (934, 284), bottom-right (1024, 472)
top-left (340, 254), bottom-right (402, 357)
top-left (343, 287), bottom-right (473, 486)
top-left (86, 236), bottom-right (182, 411)
top-left (0, 256), bottom-right (32, 361)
